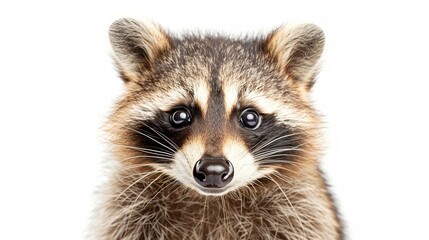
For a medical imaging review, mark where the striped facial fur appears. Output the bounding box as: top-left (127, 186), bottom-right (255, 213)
top-left (97, 18), bottom-right (343, 240)
top-left (108, 19), bottom-right (321, 196)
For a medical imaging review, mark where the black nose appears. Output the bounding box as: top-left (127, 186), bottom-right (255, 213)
top-left (193, 157), bottom-right (234, 188)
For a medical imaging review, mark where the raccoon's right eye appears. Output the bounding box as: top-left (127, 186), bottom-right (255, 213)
top-left (170, 108), bottom-right (192, 128)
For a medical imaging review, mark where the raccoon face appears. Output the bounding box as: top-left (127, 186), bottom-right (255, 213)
top-left (108, 19), bottom-right (325, 196)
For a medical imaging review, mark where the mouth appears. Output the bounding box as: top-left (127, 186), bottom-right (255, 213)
top-left (195, 185), bottom-right (230, 196)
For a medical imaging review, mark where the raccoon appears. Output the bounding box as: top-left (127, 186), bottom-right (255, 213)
top-left (92, 18), bottom-right (344, 240)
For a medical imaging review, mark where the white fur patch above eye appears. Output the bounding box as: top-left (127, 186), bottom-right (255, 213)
top-left (129, 80), bottom-right (210, 121)
top-left (243, 91), bottom-right (312, 127)
top-left (129, 89), bottom-right (188, 121)
top-left (192, 80), bottom-right (210, 117)
top-left (223, 82), bottom-right (239, 117)
top-left (222, 85), bottom-right (312, 127)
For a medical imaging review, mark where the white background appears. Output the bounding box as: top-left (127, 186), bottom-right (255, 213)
top-left (0, 0), bottom-right (428, 239)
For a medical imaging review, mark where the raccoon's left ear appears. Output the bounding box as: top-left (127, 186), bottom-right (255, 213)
top-left (109, 18), bottom-right (173, 81)
top-left (263, 24), bottom-right (325, 90)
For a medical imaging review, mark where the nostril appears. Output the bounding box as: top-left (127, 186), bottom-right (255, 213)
top-left (196, 172), bottom-right (206, 182)
top-left (193, 160), bottom-right (206, 182)
top-left (221, 160), bottom-right (234, 183)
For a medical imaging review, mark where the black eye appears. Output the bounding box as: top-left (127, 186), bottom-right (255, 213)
top-left (170, 108), bottom-right (192, 128)
top-left (239, 109), bottom-right (261, 129)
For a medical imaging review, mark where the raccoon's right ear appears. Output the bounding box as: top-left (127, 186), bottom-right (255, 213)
top-left (109, 18), bottom-right (172, 81)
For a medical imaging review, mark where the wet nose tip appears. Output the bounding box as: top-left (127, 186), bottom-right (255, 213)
top-left (193, 158), bottom-right (234, 188)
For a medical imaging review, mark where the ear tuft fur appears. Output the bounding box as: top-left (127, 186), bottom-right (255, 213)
top-left (264, 24), bottom-right (325, 89)
top-left (109, 18), bottom-right (172, 80)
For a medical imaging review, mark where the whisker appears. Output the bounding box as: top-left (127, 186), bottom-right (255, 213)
top-left (115, 170), bottom-right (164, 201)
top-left (269, 168), bottom-right (303, 182)
top-left (141, 121), bottom-right (179, 151)
top-left (250, 132), bottom-right (306, 155)
top-left (112, 144), bottom-right (175, 158)
top-left (118, 162), bottom-right (162, 171)
top-left (253, 141), bottom-right (310, 157)
top-left (121, 144), bottom-right (174, 155)
top-left (232, 133), bottom-right (305, 181)
top-left (122, 125), bottom-right (176, 154)
top-left (121, 154), bottom-right (172, 163)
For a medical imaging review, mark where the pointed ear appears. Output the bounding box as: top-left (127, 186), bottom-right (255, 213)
top-left (109, 18), bottom-right (172, 81)
top-left (263, 24), bottom-right (325, 89)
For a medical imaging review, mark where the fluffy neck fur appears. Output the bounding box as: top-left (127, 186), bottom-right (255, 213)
top-left (92, 165), bottom-right (342, 240)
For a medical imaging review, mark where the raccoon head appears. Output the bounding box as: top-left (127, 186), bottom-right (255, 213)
top-left (107, 18), bottom-right (325, 196)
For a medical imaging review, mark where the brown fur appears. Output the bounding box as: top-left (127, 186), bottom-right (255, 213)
top-left (91, 18), bottom-right (344, 240)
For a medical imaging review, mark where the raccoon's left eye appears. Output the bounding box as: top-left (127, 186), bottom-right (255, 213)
top-left (239, 109), bottom-right (261, 130)
top-left (170, 108), bottom-right (192, 128)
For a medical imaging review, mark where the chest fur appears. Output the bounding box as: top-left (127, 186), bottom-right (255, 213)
top-left (94, 174), bottom-right (342, 240)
